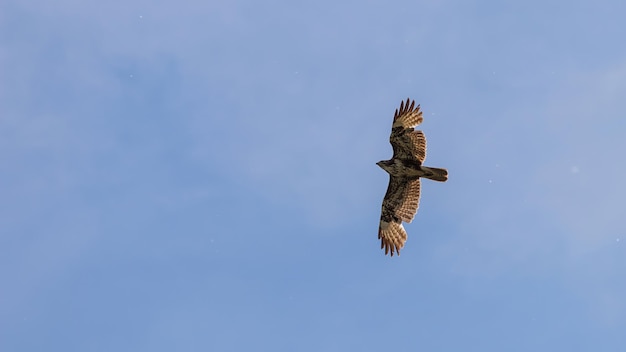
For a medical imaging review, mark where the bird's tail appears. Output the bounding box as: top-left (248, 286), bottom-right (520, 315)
top-left (421, 166), bottom-right (448, 182)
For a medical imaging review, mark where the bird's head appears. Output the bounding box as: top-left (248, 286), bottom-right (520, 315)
top-left (377, 159), bottom-right (393, 172)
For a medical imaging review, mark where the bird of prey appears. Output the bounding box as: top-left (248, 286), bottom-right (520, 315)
top-left (376, 98), bottom-right (448, 256)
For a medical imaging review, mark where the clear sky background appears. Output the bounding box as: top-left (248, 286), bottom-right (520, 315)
top-left (2, 1), bottom-right (626, 351)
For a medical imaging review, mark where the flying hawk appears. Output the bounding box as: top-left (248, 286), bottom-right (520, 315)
top-left (377, 98), bottom-right (448, 256)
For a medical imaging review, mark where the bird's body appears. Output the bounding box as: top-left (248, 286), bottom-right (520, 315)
top-left (377, 98), bottom-right (448, 256)
top-left (377, 159), bottom-right (447, 180)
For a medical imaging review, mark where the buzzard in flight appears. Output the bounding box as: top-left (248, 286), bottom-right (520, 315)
top-left (377, 98), bottom-right (448, 256)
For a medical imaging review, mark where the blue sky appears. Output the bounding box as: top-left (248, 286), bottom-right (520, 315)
top-left (2, 0), bottom-right (626, 351)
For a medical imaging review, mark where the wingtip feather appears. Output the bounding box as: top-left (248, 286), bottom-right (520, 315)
top-left (392, 98), bottom-right (423, 128)
top-left (378, 221), bottom-right (407, 257)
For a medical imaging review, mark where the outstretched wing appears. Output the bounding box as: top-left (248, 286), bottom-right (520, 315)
top-left (378, 177), bottom-right (421, 256)
top-left (390, 98), bottom-right (427, 162)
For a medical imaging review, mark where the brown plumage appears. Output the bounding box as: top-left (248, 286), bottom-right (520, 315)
top-left (376, 98), bottom-right (448, 256)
